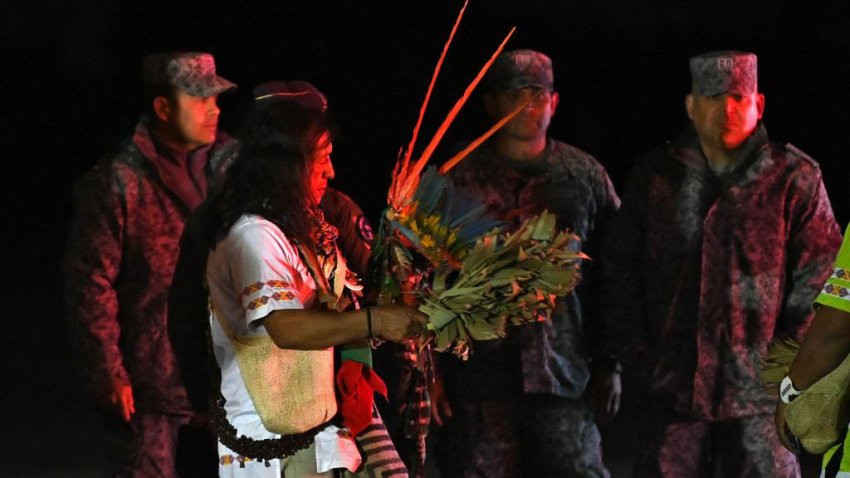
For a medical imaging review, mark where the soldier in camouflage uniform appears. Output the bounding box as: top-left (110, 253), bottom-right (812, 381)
top-left (599, 51), bottom-right (841, 477)
top-left (430, 49), bottom-right (620, 478)
top-left (63, 51), bottom-right (237, 478)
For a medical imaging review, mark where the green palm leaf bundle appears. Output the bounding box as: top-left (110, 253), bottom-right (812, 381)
top-left (418, 210), bottom-right (585, 358)
top-left (372, 167), bottom-right (586, 359)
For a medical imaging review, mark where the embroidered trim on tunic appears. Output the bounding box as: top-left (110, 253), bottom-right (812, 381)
top-left (242, 280), bottom-right (290, 296)
top-left (246, 291), bottom-right (296, 310)
top-left (220, 454), bottom-right (258, 467)
top-left (833, 268), bottom-right (850, 281)
top-left (823, 283), bottom-right (850, 299)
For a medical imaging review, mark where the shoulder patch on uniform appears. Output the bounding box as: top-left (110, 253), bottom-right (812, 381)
top-left (357, 215), bottom-right (374, 245)
top-left (782, 143), bottom-right (820, 168)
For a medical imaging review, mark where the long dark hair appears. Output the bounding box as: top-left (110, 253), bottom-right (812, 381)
top-left (203, 100), bottom-right (330, 249)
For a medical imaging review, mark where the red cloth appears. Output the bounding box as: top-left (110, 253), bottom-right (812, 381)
top-left (336, 361), bottom-right (387, 436)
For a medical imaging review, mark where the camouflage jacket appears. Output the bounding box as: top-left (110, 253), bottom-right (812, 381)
top-left (599, 123), bottom-right (841, 419)
top-left (63, 119), bottom-right (236, 413)
top-left (442, 138), bottom-right (620, 399)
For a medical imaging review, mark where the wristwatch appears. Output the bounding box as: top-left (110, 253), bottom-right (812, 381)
top-left (779, 375), bottom-right (803, 404)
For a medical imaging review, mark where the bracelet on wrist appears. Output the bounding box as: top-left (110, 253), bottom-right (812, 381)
top-left (366, 307), bottom-right (374, 338)
top-left (779, 375), bottom-right (804, 404)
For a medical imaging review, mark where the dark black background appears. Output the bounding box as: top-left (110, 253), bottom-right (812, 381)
top-left (2, 1), bottom-right (847, 475)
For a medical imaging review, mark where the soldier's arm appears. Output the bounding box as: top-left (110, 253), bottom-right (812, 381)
top-left (582, 165), bottom-right (622, 349)
top-left (777, 165), bottom-right (841, 340)
top-left (63, 165), bottom-right (132, 416)
top-left (586, 166), bottom-right (624, 421)
top-left (597, 163), bottom-right (649, 367)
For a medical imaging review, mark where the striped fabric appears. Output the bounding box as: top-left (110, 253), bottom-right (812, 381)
top-left (347, 406), bottom-right (408, 477)
top-left (822, 425), bottom-right (850, 477)
top-left (393, 342), bottom-right (431, 478)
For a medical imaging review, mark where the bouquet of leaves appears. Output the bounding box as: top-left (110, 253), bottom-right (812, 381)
top-left (370, 1), bottom-right (586, 359)
top-left (375, 165), bottom-right (586, 358)
top-left (419, 210), bottom-right (584, 357)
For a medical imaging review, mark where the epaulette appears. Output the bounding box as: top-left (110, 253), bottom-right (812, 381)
top-left (781, 143), bottom-right (821, 169)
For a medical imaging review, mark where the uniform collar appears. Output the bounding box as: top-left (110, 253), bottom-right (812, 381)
top-left (488, 137), bottom-right (554, 174)
top-left (673, 122), bottom-right (769, 176)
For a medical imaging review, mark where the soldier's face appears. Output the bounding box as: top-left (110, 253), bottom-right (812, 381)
top-left (686, 92), bottom-right (764, 150)
top-left (169, 91), bottom-right (221, 149)
top-left (307, 132), bottom-right (334, 206)
top-left (485, 87), bottom-right (559, 141)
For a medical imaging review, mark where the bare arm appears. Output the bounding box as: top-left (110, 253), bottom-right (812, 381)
top-left (776, 305), bottom-right (850, 452)
top-left (788, 305), bottom-right (850, 389)
top-left (772, 170), bottom-right (842, 452)
top-left (263, 304), bottom-right (428, 350)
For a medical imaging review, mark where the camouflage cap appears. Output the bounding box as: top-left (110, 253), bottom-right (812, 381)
top-left (143, 52), bottom-right (236, 98)
top-left (485, 49), bottom-right (554, 92)
top-left (689, 50), bottom-right (757, 96)
top-left (253, 80), bottom-right (328, 112)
